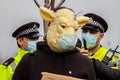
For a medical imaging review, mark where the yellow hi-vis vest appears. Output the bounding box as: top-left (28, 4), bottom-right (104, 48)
top-left (90, 46), bottom-right (120, 69)
top-left (0, 48), bottom-right (28, 80)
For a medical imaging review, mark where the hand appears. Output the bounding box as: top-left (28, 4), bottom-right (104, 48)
top-left (76, 47), bottom-right (90, 57)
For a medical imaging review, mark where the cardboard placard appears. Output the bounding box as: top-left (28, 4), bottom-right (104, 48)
top-left (41, 72), bottom-right (85, 80)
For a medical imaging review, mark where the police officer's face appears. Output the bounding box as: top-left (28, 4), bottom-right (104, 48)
top-left (82, 28), bottom-right (104, 38)
top-left (17, 37), bottom-right (39, 50)
top-left (82, 28), bottom-right (104, 47)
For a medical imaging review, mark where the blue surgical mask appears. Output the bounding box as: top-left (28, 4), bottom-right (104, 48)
top-left (82, 32), bottom-right (97, 49)
top-left (27, 41), bottom-right (38, 52)
top-left (59, 34), bottom-right (77, 51)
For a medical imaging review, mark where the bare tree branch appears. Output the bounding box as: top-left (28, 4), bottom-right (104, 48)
top-left (34, 0), bottom-right (40, 8)
top-left (55, 0), bottom-right (65, 10)
top-left (44, 0), bottom-right (50, 8)
top-left (43, 0), bottom-right (50, 34)
top-left (43, 21), bottom-right (49, 34)
top-left (50, 0), bottom-right (55, 10)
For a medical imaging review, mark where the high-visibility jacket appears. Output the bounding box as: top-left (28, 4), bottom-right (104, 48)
top-left (0, 48), bottom-right (28, 80)
top-left (90, 46), bottom-right (120, 69)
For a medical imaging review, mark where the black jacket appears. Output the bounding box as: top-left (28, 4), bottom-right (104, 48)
top-left (92, 59), bottom-right (120, 80)
top-left (12, 42), bottom-right (96, 80)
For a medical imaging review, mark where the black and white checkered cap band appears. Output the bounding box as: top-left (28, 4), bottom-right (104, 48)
top-left (87, 18), bottom-right (104, 32)
top-left (16, 24), bottom-right (39, 37)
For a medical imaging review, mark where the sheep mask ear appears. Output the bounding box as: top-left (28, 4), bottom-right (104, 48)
top-left (77, 16), bottom-right (89, 27)
top-left (40, 6), bottom-right (90, 26)
top-left (40, 7), bottom-right (56, 22)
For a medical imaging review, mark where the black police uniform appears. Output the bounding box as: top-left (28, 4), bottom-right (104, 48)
top-left (12, 42), bottom-right (96, 80)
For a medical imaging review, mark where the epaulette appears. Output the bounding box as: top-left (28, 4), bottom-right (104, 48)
top-left (2, 57), bottom-right (14, 67)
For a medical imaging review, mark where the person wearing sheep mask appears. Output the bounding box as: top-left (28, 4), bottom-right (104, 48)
top-left (12, 7), bottom-right (96, 80)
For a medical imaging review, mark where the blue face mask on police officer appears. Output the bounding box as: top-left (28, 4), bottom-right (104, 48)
top-left (82, 32), bottom-right (97, 49)
top-left (27, 41), bottom-right (38, 52)
top-left (59, 34), bottom-right (77, 51)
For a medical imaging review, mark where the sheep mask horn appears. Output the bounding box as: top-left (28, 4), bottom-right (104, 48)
top-left (40, 7), bottom-right (89, 53)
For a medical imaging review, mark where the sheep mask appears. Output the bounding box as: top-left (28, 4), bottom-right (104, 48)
top-left (40, 7), bottom-right (89, 53)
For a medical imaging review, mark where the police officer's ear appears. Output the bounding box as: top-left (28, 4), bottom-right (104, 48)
top-left (17, 37), bottom-right (24, 47)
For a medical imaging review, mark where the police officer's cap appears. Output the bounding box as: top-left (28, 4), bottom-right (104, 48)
top-left (12, 22), bottom-right (40, 38)
top-left (82, 13), bottom-right (108, 33)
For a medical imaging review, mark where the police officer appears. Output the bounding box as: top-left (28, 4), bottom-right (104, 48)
top-left (76, 13), bottom-right (120, 80)
top-left (77, 13), bottom-right (120, 69)
top-left (0, 22), bottom-right (40, 80)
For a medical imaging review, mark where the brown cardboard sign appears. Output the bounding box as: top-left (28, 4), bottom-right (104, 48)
top-left (41, 72), bottom-right (85, 80)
